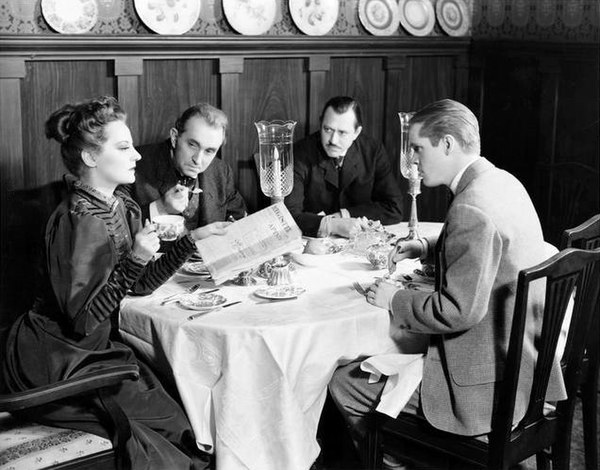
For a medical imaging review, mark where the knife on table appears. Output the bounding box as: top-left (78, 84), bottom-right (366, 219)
top-left (187, 300), bottom-right (242, 321)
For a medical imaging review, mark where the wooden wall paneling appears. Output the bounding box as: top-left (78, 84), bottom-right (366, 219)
top-left (383, 56), bottom-right (409, 179)
top-left (219, 56), bottom-right (245, 206)
top-left (453, 54), bottom-right (470, 103)
top-left (0, 58), bottom-right (26, 192)
top-left (308, 56), bottom-right (330, 135)
top-left (236, 57), bottom-right (308, 213)
top-left (535, 57), bottom-right (561, 230)
top-left (139, 59), bottom-right (219, 146)
top-left (405, 55), bottom-right (457, 222)
top-left (115, 57), bottom-right (143, 145)
top-left (325, 57), bottom-right (386, 141)
top-left (20, 60), bottom-right (114, 189)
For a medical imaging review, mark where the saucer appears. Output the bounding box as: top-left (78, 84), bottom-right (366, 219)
top-left (180, 262), bottom-right (211, 276)
top-left (254, 285), bottom-right (306, 300)
top-left (178, 293), bottom-right (227, 311)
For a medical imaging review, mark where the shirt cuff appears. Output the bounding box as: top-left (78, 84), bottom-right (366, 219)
top-left (317, 216), bottom-right (331, 238)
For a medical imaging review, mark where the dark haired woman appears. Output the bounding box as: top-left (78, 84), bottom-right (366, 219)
top-left (1, 96), bottom-right (225, 469)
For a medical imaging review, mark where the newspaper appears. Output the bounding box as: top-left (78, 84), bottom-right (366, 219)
top-left (195, 202), bottom-right (303, 284)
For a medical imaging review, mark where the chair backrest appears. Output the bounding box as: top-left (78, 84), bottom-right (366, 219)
top-left (491, 247), bottom-right (600, 445)
top-left (560, 214), bottom-right (600, 251)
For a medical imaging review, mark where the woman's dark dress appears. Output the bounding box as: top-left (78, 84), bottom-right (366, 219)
top-left (1, 181), bottom-right (210, 469)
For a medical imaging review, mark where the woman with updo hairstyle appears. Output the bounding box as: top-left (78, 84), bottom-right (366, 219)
top-left (1, 96), bottom-right (226, 470)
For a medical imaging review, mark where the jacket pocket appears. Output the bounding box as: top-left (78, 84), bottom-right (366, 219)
top-left (451, 362), bottom-right (503, 386)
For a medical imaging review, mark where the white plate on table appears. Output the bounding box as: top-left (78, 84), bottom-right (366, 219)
top-left (177, 293), bottom-right (227, 311)
top-left (42, 0), bottom-right (98, 34)
top-left (398, 0), bottom-right (435, 36)
top-left (254, 286), bottom-right (306, 300)
top-left (180, 261), bottom-right (211, 276)
top-left (134, 0), bottom-right (201, 35)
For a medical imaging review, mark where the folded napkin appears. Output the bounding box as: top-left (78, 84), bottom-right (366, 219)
top-left (361, 353), bottom-right (424, 418)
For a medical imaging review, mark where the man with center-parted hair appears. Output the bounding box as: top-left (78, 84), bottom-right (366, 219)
top-left (285, 96), bottom-right (403, 238)
top-left (131, 103), bottom-right (247, 231)
top-left (328, 99), bottom-right (566, 468)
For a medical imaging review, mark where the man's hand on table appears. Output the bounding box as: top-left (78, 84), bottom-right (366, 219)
top-left (328, 216), bottom-right (370, 238)
top-left (388, 239), bottom-right (424, 274)
top-left (366, 278), bottom-right (399, 311)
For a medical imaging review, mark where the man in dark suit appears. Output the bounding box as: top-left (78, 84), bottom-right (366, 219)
top-left (132, 103), bottom-right (246, 231)
top-left (285, 96), bottom-right (403, 237)
top-left (329, 99), bottom-right (566, 467)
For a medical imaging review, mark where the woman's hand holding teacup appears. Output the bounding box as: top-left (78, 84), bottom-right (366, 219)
top-left (132, 220), bottom-right (161, 263)
top-left (189, 221), bottom-right (231, 241)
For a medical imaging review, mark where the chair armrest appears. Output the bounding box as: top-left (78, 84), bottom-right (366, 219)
top-left (0, 364), bottom-right (139, 412)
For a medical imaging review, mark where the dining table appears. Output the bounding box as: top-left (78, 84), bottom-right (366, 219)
top-left (118, 221), bottom-right (443, 470)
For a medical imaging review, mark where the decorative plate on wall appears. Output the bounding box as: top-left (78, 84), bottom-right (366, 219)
top-left (436, 0), bottom-right (470, 37)
top-left (134, 0), bottom-right (201, 35)
top-left (358, 0), bottom-right (400, 36)
top-left (398, 0), bottom-right (435, 37)
top-left (41, 0), bottom-right (98, 34)
top-left (289, 0), bottom-right (339, 36)
top-left (223, 0), bottom-right (277, 35)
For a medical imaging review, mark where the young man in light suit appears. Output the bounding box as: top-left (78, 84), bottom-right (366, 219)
top-left (328, 99), bottom-right (566, 467)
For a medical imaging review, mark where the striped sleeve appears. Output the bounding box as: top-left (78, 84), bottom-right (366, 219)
top-left (130, 235), bottom-right (196, 295)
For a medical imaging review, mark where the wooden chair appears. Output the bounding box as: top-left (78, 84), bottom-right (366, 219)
top-left (0, 364), bottom-right (139, 470)
top-left (560, 214), bottom-right (600, 470)
top-left (366, 247), bottom-right (600, 470)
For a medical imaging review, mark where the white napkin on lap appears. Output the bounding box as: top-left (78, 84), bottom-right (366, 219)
top-left (361, 353), bottom-right (425, 418)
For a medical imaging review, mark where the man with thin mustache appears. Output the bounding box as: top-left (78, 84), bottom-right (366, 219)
top-left (285, 96), bottom-right (403, 238)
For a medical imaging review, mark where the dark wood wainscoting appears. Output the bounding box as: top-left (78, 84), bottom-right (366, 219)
top-left (470, 40), bottom-right (599, 245)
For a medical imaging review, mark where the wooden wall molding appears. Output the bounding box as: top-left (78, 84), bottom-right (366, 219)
top-left (0, 36), bottom-right (470, 60)
top-left (115, 58), bottom-right (144, 142)
top-left (0, 58), bottom-right (26, 190)
top-left (308, 55), bottom-right (330, 133)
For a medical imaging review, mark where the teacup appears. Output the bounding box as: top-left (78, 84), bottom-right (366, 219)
top-left (153, 215), bottom-right (185, 241)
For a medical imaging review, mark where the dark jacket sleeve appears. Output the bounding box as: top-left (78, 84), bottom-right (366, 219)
top-left (344, 141), bottom-right (404, 224)
top-left (46, 210), bottom-right (146, 337)
top-left (223, 161), bottom-right (248, 220)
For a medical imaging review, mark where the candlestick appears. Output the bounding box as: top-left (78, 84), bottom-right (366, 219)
top-left (273, 146), bottom-right (282, 198)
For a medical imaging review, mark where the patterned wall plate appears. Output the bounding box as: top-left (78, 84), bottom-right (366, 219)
top-left (358, 0), bottom-right (400, 36)
top-left (436, 0), bottom-right (470, 37)
top-left (289, 0), bottom-right (339, 36)
top-left (223, 0), bottom-right (277, 35)
top-left (41, 0), bottom-right (98, 34)
top-left (134, 0), bottom-right (201, 35)
top-left (398, 0), bottom-right (435, 37)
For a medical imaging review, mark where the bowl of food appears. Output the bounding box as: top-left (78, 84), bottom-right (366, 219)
top-left (153, 215), bottom-right (185, 241)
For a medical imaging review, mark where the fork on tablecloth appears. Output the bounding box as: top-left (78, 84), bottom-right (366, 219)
top-left (352, 281), bottom-right (368, 297)
top-left (160, 283), bottom-right (203, 305)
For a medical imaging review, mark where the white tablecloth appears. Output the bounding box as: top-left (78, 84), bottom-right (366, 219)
top-left (119, 222), bottom-right (442, 470)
